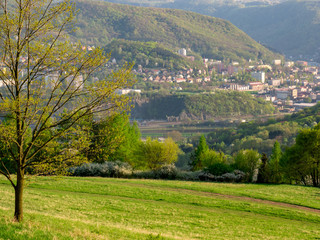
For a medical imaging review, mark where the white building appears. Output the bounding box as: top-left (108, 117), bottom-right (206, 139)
top-left (273, 59), bottom-right (282, 65)
top-left (178, 48), bottom-right (187, 56)
top-left (251, 71), bottom-right (265, 83)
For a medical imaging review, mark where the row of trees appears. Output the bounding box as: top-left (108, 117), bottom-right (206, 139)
top-left (189, 126), bottom-right (320, 187)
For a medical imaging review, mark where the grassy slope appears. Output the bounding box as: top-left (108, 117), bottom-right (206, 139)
top-left (72, 0), bottom-right (280, 62)
top-left (0, 176), bottom-right (319, 239)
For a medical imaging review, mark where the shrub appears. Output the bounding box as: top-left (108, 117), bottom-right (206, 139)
top-left (215, 170), bottom-right (246, 182)
top-left (133, 166), bottom-right (202, 181)
top-left (153, 164), bottom-right (179, 179)
top-left (199, 170), bottom-right (245, 182)
top-left (70, 161), bottom-right (132, 177)
top-left (176, 171), bottom-right (202, 181)
top-left (70, 161), bottom-right (245, 182)
top-left (133, 164), bottom-right (178, 180)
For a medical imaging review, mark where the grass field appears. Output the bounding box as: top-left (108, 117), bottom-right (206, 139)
top-left (0, 176), bottom-right (319, 240)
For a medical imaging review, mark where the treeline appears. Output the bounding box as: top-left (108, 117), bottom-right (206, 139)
top-left (104, 39), bottom-right (203, 70)
top-left (65, 114), bottom-right (320, 187)
top-left (2, 108), bottom-right (317, 187)
top-left (204, 103), bottom-right (320, 156)
top-left (132, 92), bottom-right (276, 120)
top-left (206, 121), bottom-right (300, 156)
top-left (179, 128), bottom-right (320, 187)
top-left (0, 113), bottom-right (180, 175)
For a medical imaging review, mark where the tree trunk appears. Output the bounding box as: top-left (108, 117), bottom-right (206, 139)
top-left (14, 169), bottom-right (24, 222)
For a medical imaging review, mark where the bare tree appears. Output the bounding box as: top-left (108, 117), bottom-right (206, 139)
top-left (0, 0), bottom-right (133, 222)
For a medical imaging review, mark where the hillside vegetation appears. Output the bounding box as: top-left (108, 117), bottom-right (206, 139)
top-left (101, 0), bottom-right (320, 59)
top-left (104, 39), bottom-right (203, 69)
top-left (72, 0), bottom-right (280, 62)
top-left (203, 102), bottom-right (320, 156)
top-left (132, 91), bottom-right (276, 120)
top-left (0, 176), bottom-right (319, 239)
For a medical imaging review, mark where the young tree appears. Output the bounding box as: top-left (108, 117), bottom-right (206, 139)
top-left (135, 137), bottom-right (180, 170)
top-left (0, 0), bottom-right (134, 222)
top-left (89, 113), bottom-right (141, 164)
top-left (268, 141), bottom-right (282, 183)
top-left (190, 135), bottom-right (209, 170)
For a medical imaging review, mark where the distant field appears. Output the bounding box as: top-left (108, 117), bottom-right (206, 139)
top-left (0, 176), bottom-right (319, 239)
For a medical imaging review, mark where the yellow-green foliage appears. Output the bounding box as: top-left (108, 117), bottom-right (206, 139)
top-left (0, 0), bottom-right (134, 222)
top-left (135, 137), bottom-right (180, 170)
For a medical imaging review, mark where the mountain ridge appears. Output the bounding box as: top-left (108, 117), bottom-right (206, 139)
top-left (98, 0), bottom-right (320, 60)
top-left (71, 0), bottom-right (281, 62)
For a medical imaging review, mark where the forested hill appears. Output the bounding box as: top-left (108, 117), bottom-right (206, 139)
top-left (98, 0), bottom-right (320, 60)
top-left (132, 92), bottom-right (276, 120)
top-left (72, 0), bottom-right (281, 62)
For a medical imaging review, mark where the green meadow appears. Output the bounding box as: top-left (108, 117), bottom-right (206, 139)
top-left (0, 176), bottom-right (319, 240)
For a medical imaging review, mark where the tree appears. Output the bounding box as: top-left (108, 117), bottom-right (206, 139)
top-left (135, 137), bottom-right (180, 170)
top-left (268, 141), bottom-right (282, 183)
top-left (190, 135), bottom-right (209, 170)
top-left (257, 153), bottom-right (268, 183)
top-left (89, 114), bottom-right (140, 163)
top-left (233, 149), bottom-right (261, 182)
top-left (0, 0), bottom-right (133, 222)
top-left (281, 125), bottom-right (320, 187)
top-left (106, 114), bottom-right (141, 164)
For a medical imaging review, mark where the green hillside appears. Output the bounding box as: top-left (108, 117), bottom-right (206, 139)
top-left (104, 39), bottom-right (203, 69)
top-left (1, 176), bottom-right (319, 239)
top-left (100, 0), bottom-right (320, 60)
top-left (132, 92), bottom-right (276, 120)
top-left (286, 102), bottom-right (320, 125)
top-left (72, 0), bottom-right (281, 62)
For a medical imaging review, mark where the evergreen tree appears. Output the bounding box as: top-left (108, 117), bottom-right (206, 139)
top-left (190, 135), bottom-right (209, 170)
top-left (269, 141), bottom-right (282, 183)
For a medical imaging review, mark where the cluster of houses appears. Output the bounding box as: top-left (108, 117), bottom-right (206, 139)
top-left (137, 66), bottom-right (211, 84)
top-left (221, 60), bottom-right (320, 112)
top-left (131, 54), bottom-right (320, 113)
